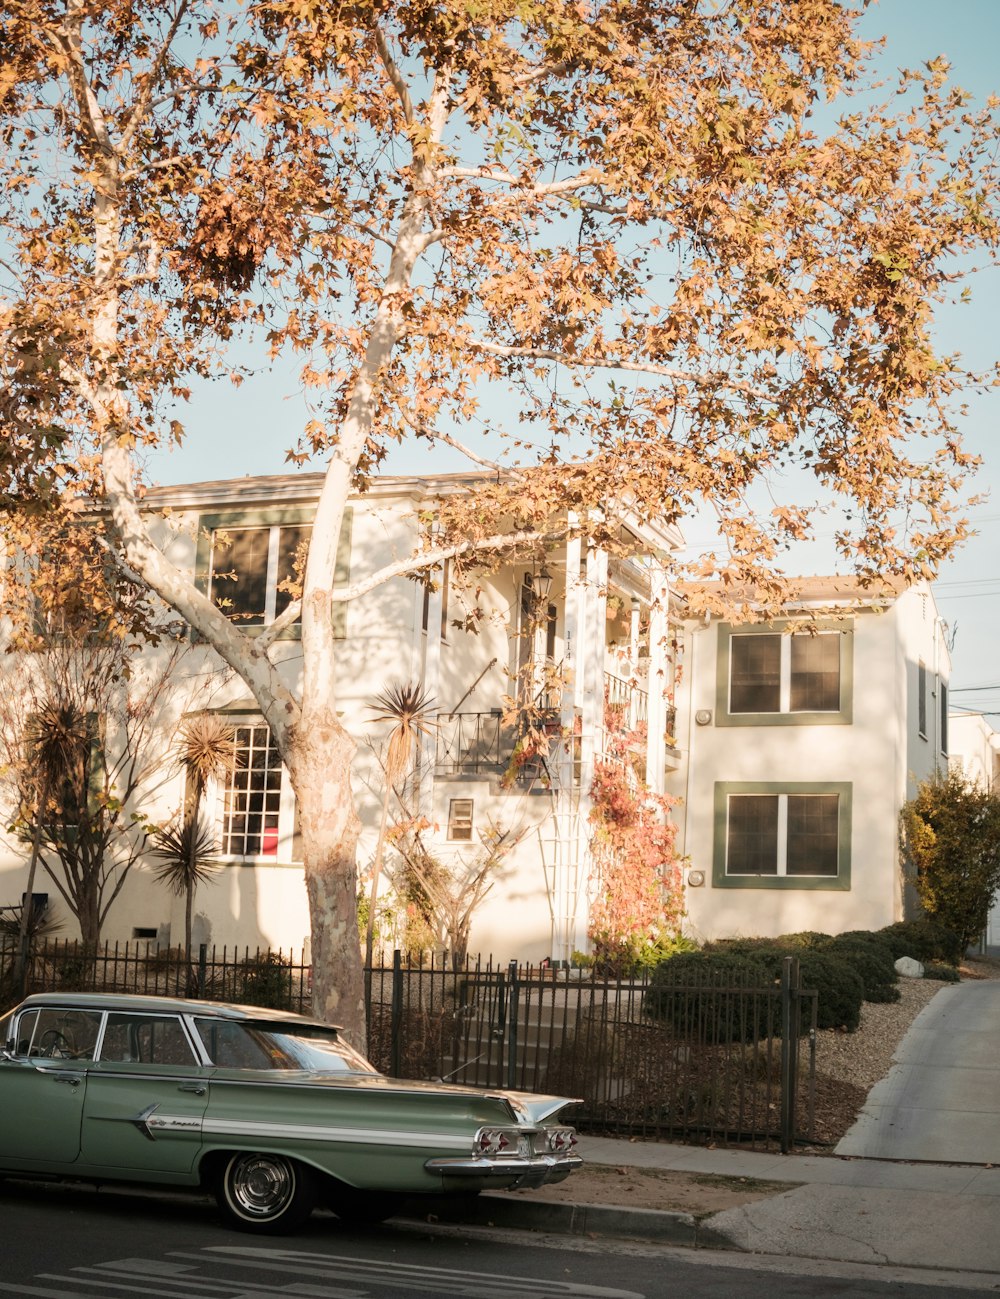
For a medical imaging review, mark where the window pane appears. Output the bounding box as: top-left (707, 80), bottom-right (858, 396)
top-left (448, 798), bottom-right (474, 841)
top-left (786, 794), bottom-right (839, 876)
top-left (730, 635), bottom-right (780, 713)
top-left (790, 634), bottom-right (840, 712)
top-left (222, 723), bottom-right (284, 856)
top-left (727, 795), bottom-right (778, 874)
top-left (211, 528), bottom-right (269, 625)
top-left (275, 525), bottom-right (311, 620)
top-left (101, 1014), bottom-right (196, 1066)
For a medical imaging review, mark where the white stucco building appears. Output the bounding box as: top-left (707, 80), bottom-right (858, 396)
top-left (0, 476), bottom-right (959, 960)
top-left (666, 579), bottom-right (952, 943)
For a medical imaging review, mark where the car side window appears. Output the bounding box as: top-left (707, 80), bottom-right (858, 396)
top-left (195, 1019), bottom-right (275, 1069)
top-left (30, 1008), bottom-right (102, 1060)
top-left (100, 1013), bottom-right (197, 1066)
top-left (10, 1009), bottom-right (38, 1055)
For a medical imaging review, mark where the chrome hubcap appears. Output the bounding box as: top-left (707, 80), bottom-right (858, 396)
top-left (228, 1154), bottom-right (293, 1218)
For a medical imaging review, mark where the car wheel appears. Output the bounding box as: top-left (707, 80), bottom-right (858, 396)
top-left (327, 1186), bottom-right (404, 1225)
top-left (215, 1152), bottom-right (315, 1234)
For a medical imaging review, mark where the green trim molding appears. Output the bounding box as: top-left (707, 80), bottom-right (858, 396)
top-left (715, 619), bottom-right (854, 727)
top-left (712, 780), bottom-right (853, 891)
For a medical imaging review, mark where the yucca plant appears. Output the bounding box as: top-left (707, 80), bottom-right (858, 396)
top-left (365, 683), bottom-right (436, 973)
top-left (14, 701), bottom-right (91, 988)
top-left (151, 819), bottom-right (220, 961)
top-left (164, 715), bottom-right (237, 959)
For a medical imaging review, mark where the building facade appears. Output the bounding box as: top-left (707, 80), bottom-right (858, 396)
top-left (0, 476), bottom-right (955, 960)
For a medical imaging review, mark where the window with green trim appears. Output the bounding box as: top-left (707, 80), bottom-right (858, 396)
top-left (717, 623), bottom-right (852, 726)
top-left (195, 508), bottom-right (352, 639)
top-left (713, 782), bottom-right (851, 890)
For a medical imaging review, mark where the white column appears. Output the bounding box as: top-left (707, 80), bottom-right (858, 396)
top-left (645, 568), bottom-right (669, 794)
top-left (417, 568), bottom-right (445, 816)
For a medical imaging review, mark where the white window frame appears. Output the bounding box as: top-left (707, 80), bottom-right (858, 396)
top-left (207, 717), bottom-right (300, 864)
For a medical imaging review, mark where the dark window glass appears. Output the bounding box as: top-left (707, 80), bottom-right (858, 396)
top-left (101, 1014), bottom-right (196, 1066)
top-left (727, 795), bottom-right (778, 874)
top-left (211, 528), bottom-right (269, 625)
top-left (194, 1019), bottom-right (376, 1073)
top-left (275, 525), bottom-right (310, 620)
top-left (790, 634), bottom-right (840, 712)
top-left (730, 635), bottom-right (781, 713)
top-left (786, 794), bottom-right (839, 876)
top-left (918, 661), bottom-right (927, 736)
top-left (940, 683), bottom-right (948, 754)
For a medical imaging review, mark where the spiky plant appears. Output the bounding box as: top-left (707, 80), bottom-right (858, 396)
top-left (165, 715), bottom-right (236, 959)
top-left (364, 683), bottom-right (436, 979)
top-left (151, 819), bottom-right (220, 961)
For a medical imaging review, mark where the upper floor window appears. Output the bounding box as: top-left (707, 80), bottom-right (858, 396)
top-left (209, 524), bottom-right (310, 627)
top-left (717, 623), bottom-right (852, 727)
top-left (195, 508), bottom-right (352, 639)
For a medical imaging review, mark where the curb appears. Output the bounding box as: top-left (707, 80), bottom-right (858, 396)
top-left (400, 1192), bottom-right (740, 1250)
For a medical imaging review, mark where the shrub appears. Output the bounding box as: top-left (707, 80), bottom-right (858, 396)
top-left (823, 937), bottom-right (899, 1004)
top-left (644, 950), bottom-right (778, 1043)
top-left (923, 962), bottom-right (961, 983)
top-left (234, 951), bottom-right (295, 1010)
top-left (900, 771), bottom-right (1000, 952)
top-left (775, 931), bottom-right (834, 950)
top-left (698, 936), bottom-right (866, 1027)
top-left (876, 920), bottom-right (963, 966)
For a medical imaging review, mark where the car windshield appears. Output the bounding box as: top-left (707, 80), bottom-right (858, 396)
top-left (194, 1018), bottom-right (377, 1074)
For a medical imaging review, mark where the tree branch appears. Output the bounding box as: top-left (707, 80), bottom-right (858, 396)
top-left (373, 23), bottom-right (415, 125)
top-left (333, 527), bottom-right (570, 603)
top-left (120, 1), bottom-right (191, 153)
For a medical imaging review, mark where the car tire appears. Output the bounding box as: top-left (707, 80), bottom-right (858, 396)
top-left (327, 1186), bottom-right (404, 1225)
top-left (215, 1152), bottom-right (315, 1234)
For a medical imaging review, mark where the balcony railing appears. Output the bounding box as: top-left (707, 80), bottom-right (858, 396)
top-left (435, 711), bottom-right (507, 775)
top-left (604, 671), bottom-right (649, 729)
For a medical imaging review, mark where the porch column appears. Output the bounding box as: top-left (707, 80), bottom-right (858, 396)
top-left (645, 567), bottom-right (670, 794)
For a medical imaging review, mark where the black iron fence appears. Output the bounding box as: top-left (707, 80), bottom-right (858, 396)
top-left (2, 938), bottom-right (816, 1151)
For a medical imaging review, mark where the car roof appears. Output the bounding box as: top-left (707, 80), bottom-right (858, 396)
top-left (15, 991), bottom-right (339, 1030)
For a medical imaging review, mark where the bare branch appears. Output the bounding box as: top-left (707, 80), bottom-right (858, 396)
top-left (119, 1), bottom-right (192, 153)
top-left (468, 338), bottom-right (775, 401)
top-left (373, 23), bottom-right (415, 125)
top-left (334, 527), bottom-right (570, 603)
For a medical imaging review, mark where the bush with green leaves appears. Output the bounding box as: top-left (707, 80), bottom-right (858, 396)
top-left (876, 920), bottom-right (963, 966)
top-left (644, 950), bottom-right (778, 1043)
top-left (822, 937), bottom-right (899, 1004)
top-left (900, 770), bottom-right (1000, 954)
top-left (645, 944), bottom-right (865, 1039)
top-left (923, 962), bottom-right (961, 983)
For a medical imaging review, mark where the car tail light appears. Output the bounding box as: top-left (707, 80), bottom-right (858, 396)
top-left (475, 1127), bottom-right (515, 1156)
top-left (546, 1127), bottom-right (578, 1153)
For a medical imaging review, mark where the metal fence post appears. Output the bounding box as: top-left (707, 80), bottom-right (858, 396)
top-left (390, 949), bottom-right (403, 1078)
top-left (779, 955), bottom-right (801, 1153)
top-left (197, 943), bottom-right (207, 997)
top-left (506, 958), bottom-right (519, 1090)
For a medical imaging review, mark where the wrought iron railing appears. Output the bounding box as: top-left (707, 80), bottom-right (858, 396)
top-left (2, 938), bottom-right (816, 1152)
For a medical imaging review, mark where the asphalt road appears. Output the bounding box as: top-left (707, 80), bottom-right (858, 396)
top-left (0, 1179), bottom-right (995, 1299)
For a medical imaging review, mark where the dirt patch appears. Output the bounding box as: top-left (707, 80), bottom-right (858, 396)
top-left (508, 1162), bottom-right (801, 1216)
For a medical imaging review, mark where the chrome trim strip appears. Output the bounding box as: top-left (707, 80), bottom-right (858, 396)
top-left (200, 1118), bottom-right (469, 1149)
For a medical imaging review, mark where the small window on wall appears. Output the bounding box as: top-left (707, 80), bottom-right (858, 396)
top-left (918, 661), bottom-right (927, 738)
top-left (448, 798), bottom-right (474, 841)
top-left (714, 783), bottom-right (851, 890)
top-left (940, 682), bottom-right (948, 755)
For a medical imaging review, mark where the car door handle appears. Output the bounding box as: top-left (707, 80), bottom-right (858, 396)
top-left (178, 1083), bottom-right (206, 1095)
top-left (50, 1073), bottom-right (83, 1087)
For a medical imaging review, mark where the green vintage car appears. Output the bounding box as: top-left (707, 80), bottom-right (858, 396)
top-left (0, 991), bottom-right (581, 1233)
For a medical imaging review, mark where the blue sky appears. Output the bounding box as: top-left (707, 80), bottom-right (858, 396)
top-left (146, 0), bottom-right (1000, 713)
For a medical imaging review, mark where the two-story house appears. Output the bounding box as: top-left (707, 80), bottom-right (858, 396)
top-left (668, 578), bottom-right (952, 942)
top-left (0, 476), bottom-right (956, 961)
top-left (0, 470), bottom-right (683, 964)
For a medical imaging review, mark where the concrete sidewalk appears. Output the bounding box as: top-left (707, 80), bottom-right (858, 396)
top-left (422, 981), bottom-right (1000, 1281)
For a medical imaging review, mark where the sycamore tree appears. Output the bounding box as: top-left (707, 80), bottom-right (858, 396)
top-left (2, 0), bottom-right (1000, 1041)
